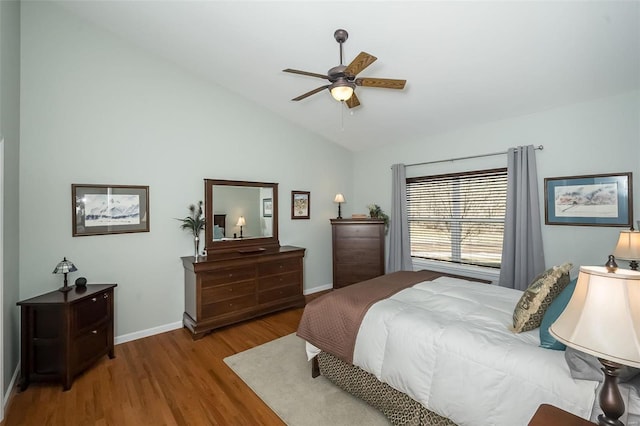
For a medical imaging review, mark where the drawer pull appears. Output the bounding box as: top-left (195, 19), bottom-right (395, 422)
top-left (103, 294), bottom-right (109, 299)
top-left (91, 298), bottom-right (97, 302)
top-left (91, 330), bottom-right (98, 334)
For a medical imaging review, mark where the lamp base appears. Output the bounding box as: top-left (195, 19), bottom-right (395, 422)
top-left (629, 260), bottom-right (638, 271)
top-left (58, 285), bottom-right (73, 293)
top-left (597, 358), bottom-right (625, 426)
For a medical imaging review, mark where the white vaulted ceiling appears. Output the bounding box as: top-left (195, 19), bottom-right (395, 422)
top-left (53, 0), bottom-right (639, 152)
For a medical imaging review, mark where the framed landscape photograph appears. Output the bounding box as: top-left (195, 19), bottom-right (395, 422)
top-left (544, 172), bottom-right (632, 227)
top-left (291, 191), bottom-right (310, 220)
top-left (263, 198), bottom-right (273, 217)
top-left (72, 184), bottom-right (150, 236)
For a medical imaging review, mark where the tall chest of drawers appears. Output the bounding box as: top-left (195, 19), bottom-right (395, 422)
top-left (331, 218), bottom-right (385, 288)
top-left (17, 283), bottom-right (117, 391)
top-left (182, 245), bottom-right (305, 339)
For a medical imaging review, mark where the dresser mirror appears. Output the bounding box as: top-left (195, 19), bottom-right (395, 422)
top-left (204, 179), bottom-right (279, 254)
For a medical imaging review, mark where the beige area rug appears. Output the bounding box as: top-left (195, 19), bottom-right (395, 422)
top-left (224, 333), bottom-right (390, 426)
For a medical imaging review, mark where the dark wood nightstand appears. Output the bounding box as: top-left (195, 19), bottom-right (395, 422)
top-left (529, 404), bottom-right (596, 426)
top-left (17, 284), bottom-right (117, 391)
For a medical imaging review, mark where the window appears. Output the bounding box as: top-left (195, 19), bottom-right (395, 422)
top-left (406, 168), bottom-right (507, 268)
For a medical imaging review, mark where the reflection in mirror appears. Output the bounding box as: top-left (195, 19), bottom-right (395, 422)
top-left (204, 179), bottom-right (279, 254)
top-left (212, 185), bottom-right (273, 240)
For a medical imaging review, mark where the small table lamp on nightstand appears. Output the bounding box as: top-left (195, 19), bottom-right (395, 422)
top-left (550, 266), bottom-right (640, 426)
top-left (53, 257), bottom-right (78, 292)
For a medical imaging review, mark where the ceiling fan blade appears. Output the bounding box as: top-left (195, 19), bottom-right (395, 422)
top-left (291, 85), bottom-right (330, 101)
top-left (345, 92), bottom-right (360, 109)
top-left (355, 77), bottom-right (406, 90)
top-left (344, 52), bottom-right (377, 76)
top-left (283, 68), bottom-right (329, 80)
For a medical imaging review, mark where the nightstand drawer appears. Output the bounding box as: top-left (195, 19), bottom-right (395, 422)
top-left (72, 291), bottom-right (110, 334)
top-left (73, 324), bottom-right (109, 370)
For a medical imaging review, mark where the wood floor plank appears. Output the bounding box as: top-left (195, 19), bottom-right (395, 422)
top-left (3, 308), bottom-right (304, 426)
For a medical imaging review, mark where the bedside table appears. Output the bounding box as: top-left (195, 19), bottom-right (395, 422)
top-left (17, 284), bottom-right (117, 391)
top-left (528, 404), bottom-right (596, 426)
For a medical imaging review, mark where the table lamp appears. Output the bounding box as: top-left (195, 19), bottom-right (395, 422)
top-left (334, 193), bottom-right (345, 219)
top-left (53, 257), bottom-right (78, 293)
top-left (236, 216), bottom-right (246, 239)
top-left (613, 230), bottom-right (640, 271)
top-left (550, 266), bottom-right (640, 426)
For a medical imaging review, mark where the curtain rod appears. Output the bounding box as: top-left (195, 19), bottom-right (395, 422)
top-left (400, 145), bottom-right (544, 168)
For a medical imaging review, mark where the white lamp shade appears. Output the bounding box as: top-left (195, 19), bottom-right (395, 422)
top-left (334, 193), bottom-right (345, 203)
top-left (236, 216), bottom-right (246, 227)
top-left (613, 230), bottom-right (640, 261)
top-left (549, 266), bottom-right (640, 368)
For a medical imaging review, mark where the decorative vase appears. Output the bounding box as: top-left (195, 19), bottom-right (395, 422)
top-left (194, 235), bottom-right (200, 258)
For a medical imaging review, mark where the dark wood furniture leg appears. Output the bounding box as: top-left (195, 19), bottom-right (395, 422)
top-left (312, 356), bottom-right (320, 378)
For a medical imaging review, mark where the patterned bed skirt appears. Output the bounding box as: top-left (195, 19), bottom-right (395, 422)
top-left (317, 351), bottom-right (457, 426)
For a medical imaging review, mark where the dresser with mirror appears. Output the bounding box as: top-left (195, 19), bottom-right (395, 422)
top-left (181, 179), bottom-right (305, 339)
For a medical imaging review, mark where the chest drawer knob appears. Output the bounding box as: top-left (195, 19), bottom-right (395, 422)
top-left (103, 293), bottom-right (109, 299)
top-left (91, 330), bottom-right (98, 334)
top-left (91, 298), bottom-right (97, 302)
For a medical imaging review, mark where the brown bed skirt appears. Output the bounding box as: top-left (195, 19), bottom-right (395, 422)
top-left (316, 351), bottom-right (457, 426)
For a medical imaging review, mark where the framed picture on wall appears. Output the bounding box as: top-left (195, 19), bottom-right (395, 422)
top-left (291, 191), bottom-right (310, 220)
top-left (72, 184), bottom-right (150, 236)
top-left (544, 172), bottom-right (632, 227)
top-left (263, 198), bottom-right (273, 217)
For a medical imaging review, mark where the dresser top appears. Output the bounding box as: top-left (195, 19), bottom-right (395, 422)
top-left (17, 283), bottom-right (117, 306)
top-left (330, 218), bottom-right (385, 225)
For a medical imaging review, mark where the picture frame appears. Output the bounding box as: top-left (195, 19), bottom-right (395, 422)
top-left (72, 184), bottom-right (150, 236)
top-left (544, 172), bottom-right (632, 227)
top-left (291, 191), bottom-right (310, 220)
top-left (263, 198), bottom-right (273, 218)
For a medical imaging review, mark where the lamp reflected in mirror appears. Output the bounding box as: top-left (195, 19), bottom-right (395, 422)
top-left (236, 216), bottom-right (246, 239)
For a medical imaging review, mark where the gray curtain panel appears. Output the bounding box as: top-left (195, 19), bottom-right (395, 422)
top-left (498, 145), bottom-right (545, 290)
top-left (388, 164), bottom-right (413, 272)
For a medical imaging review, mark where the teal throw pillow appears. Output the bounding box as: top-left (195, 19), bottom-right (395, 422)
top-left (539, 277), bottom-right (577, 350)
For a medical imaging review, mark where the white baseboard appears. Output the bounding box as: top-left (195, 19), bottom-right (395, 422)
top-left (303, 283), bottom-right (333, 295)
top-left (3, 362), bottom-right (19, 419)
top-left (115, 321), bottom-right (183, 345)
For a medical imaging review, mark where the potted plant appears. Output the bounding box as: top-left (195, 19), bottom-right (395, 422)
top-left (367, 204), bottom-right (389, 233)
top-left (177, 201), bottom-right (205, 258)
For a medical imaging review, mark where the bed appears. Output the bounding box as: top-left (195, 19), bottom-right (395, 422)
top-left (297, 269), bottom-right (621, 426)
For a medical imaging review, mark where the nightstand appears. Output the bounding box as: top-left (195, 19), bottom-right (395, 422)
top-left (528, 404), bottom-right (596, 426)
top-left (17, 284), bottom-right (117, 391)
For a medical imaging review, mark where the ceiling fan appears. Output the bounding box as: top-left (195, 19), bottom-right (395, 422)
top-left (283, 29), bottom-right (407, 108)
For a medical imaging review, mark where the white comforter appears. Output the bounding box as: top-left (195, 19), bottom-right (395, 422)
top-left (308, 276), bottom-right (598, 426)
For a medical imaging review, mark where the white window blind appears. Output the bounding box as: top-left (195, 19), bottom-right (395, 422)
top-left (406, 168), bottom-right (507, 268)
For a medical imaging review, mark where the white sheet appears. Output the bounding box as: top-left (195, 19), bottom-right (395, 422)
top-left (348, 276), bottom-right (598, 426)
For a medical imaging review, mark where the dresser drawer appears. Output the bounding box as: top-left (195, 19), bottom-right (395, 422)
top-left (335, 224), bottom-right (381, 239)
top-left (202, 294), bottom-right (256, 318)
top-left (258, 258), bottom-right (300, 276)
top-left (72, 324), bottom-right (109, 370)
top-left (335, 245), bottom-right (381, 264)
top-left (72, 291), bottom-right (110, 334)
top-left (202, 280), bottom-right (255, 303)
top-left (258, 271), bottom-right (299, 292)
top-left (258, 284), bottom-right (300, 304)
top-left (201, 266), bottom-right (255, 287)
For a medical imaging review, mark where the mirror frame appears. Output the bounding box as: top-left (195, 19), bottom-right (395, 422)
top-left (204, 179), bottom-right (279, 254)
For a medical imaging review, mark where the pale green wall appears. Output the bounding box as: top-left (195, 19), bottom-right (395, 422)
top-left (19, 2), bottom-right (351, 340)
top-left (0, 0), bottom-right (20, 402)
top-left (353, 90), bottom-right (640, 272)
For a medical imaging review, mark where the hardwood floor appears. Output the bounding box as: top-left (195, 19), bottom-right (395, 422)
top-left (3, 307), bottom-right (307, 426)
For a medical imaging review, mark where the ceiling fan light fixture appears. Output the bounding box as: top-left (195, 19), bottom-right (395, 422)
top-left (330, 80), bottom-right (355, 102)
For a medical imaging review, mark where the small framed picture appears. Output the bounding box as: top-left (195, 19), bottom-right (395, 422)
top-left (72, 184), bottom-right (150, 236)
top-left (263, 198), bottom-right (273, 217)
top-left (544, 172), bottom-right (632, 227)
top-left (291, 191), bottom-right (310, 220)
